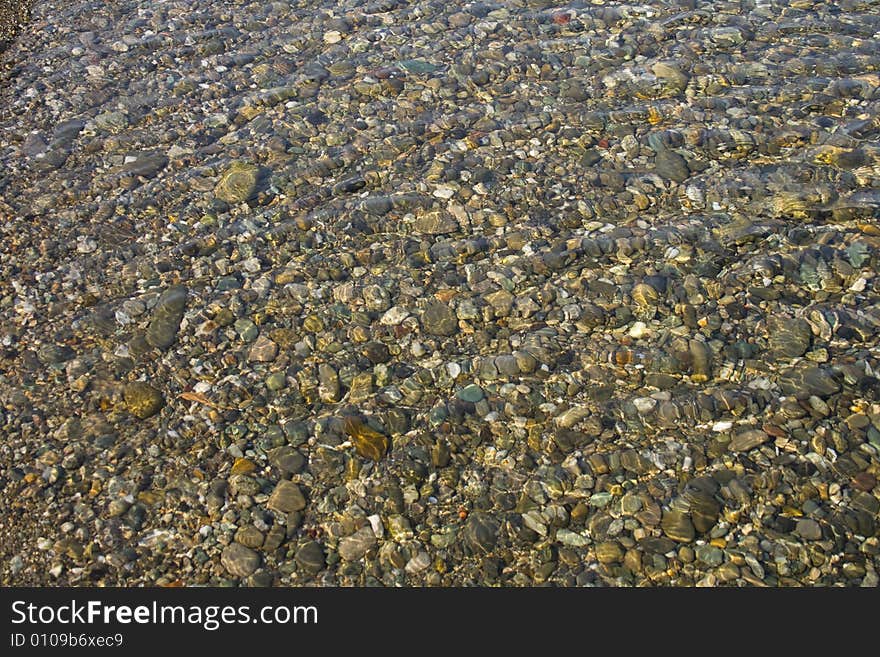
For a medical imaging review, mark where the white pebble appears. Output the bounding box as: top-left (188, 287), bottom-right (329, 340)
top-left (380, 306), bottom-right (410, 325)
top-left (368, 514), bottom-right (384, 538)
top-left (629, 321), bottom-right (649, 338)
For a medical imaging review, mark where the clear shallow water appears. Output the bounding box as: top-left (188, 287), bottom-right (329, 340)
top-left (0, 1), bottom-right (879, 586)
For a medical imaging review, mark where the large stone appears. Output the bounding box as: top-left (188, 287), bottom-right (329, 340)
top-left (421, 303), bottom-right (457, 336)
top-left (267, 481), bottom-right (306, 514)
top-left (730, 428), bottom-right (770, 452)
top-left (795, 519), bottom-right (822, 541)
top-left (295, 541), bottom-right (325, 574)
top-left (123, 382), bottom-right (164, 419)
top-left (595, 540), bottom-right (624, 564)
top-left (145, 285), bottom-right (187, 350)
top-left (215, 161), bottom-right (261, 204)
top-left (317, 363), bottom-right (340, 403)
top-left (221, 542), bottom-right (260, 578)
top-left (661, 510), bottom-right (695, 543)
top-left (248, 335), bottom-right (278, 362)
top-left (652, 61), bottom-right (690, 90)
top-left (486, 289), bottom-right (515, 317)
top-left (338, 526), bottom-right (377, 561)
top-left (463, 511), bottom-right (500, 554)
top-left (343, 416), bottom-right (390, 461)
top-left (413, 209), bottom-right (457, 235)
top-left (767, 316), bottom-right (812, 359)
top-left (268, 447), bottom-right (306, 474)
top-left (778, 364), bottom-right (841, 398)
top-left (655, 149), bottom-right (690, 182)
top-left (123, 151), bottom-right (168, 178)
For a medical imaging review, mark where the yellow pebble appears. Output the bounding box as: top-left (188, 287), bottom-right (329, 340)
top-left (231, 458), bottom-right (256, 475)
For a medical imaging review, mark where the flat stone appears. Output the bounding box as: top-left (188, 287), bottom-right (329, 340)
top-left (655, 149), bottom-right (690, 182)
top-left (248, 335), bottom-right (278, 362)
top-left (422, 302), bottom-right (458, 336)
top-left (495, 354), bottom-right (520, 377)
top-left (362, 341), bottom-right (390, 364)
top-left (661, 510), bottom-right (695, 543)
top-left (294, 541), bottom-right (325, 574)
top-left (513, 350), bottom-right (538, 373)
top-left (695, 544), bottom-right (724, 567)
top-left (457, 384), bottom-right (484, 403)
top-left (123, 151), bottom-right (168, 178)
top-left (215, 161), bottom-right (261, 204)
top-left (380, 306), bottom-right (410, 326)
top-left (795, 518), bottom-right (822, 541)
top-left (556, 529), bottom-right (589, 548)
top-left (348, 372), bottom-right (374, 403)
top-left (768, 316), bottom-right (812, 359)
top-left (123, 382), bottom-right (164, 419)
top-left (463, 511), bottom-right (500, 554)
top-left (413, 209), bottom-right (457, 235)
top-left (338, 526), bottom-right (377, 561)
top-left (221, 542), bottom-right (260, 578)
top-left (778, 364), bottom-right (841, 399)
top-left (486, 289), bottom-right (515, 316)
top-left (362, 195), bottom-right (392, 215)
top-left (595, 540), bottom-right (624, 564)
top-left (652, 60), bottom-right (690, 89)
top-left (95, 110), bottom-right (128, 132)
top-left (639, 536), bottom-right (676, 554)
top-left (235, 525), bottom-right (265, 549)
top-left (268, 446), bottom-right (306, 474)
top-left (267, 481), bottom-right (306, 514)
top-left (317, 363), bottom-right (340, 403)
top-left (730, 428), bottom-right (770, 452)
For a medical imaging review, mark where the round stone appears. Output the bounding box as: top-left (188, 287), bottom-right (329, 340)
top-left (595, 540), bottom-right (624, 564)
top-left (268, 447), bottom-right (306, 474)
top-left (215, 161), bottom-right (261, 204)
top-left (457, 384), bottom-right (484, 403)
top-left (123, 382), bottom-right (164, 419)
top-left (294, 541), bottom-right (325, 574)
top-left (768, 316), bottom-right (812, 359)
top-left (654, 149), bottom-right (690, 182)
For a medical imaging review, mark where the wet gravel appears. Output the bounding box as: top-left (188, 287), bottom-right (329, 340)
top-left (1, 0), bottom-right (879, 587)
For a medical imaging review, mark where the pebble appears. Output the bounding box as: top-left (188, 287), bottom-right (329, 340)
top-left (267, 481), bottom-right (306, 514)
top-left (122, 382), bottom-right (164, 420)
top-left (145, 286), bottom-right (187, 350)
top-left (421, 303), bottom-right (458, 336)
top-left (221, 543), bottom-right (261, 578)
top-left (215, 162), bottom-right (261, 205)
top-left (795, 519), bottom-right (823, 541)
top-left (338, 527), bottom-right (377, 561)
top-left (661, 510), bottom-right (696, 543)
top-left (248, 335), bottom-right (278, 362)
top-left (294, 541), bottom-right (325, 574)
top-left (2, 0), bottom-right (879, 590)
top-left (463, 512), bottom-right (499, 554)
top-left (730, 429), bottom-right (770, 453)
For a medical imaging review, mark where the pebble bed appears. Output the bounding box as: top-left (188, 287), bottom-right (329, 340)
top-left (1, 0), bottom-right (879, 587)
